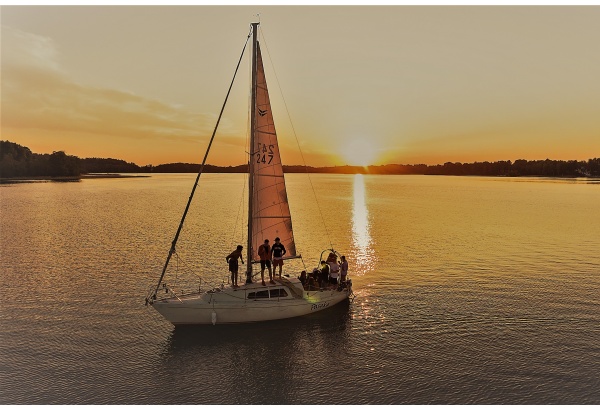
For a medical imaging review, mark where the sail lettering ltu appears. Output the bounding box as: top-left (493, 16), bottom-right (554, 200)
top-left (250, 43), bottom-right (297, 262)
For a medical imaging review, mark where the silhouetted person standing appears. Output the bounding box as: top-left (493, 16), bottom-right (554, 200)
top-left (340, 255), bottom-right (349, 283)
top-left (226, 245), bottom-right (244, 287)
top-left (258, 239), bottom-right (273, 285)
top-left (270, 237), bottom-right (287, 279)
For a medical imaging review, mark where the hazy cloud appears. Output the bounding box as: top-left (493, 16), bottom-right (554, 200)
top-left (1, 25), bottom-right (224, 147)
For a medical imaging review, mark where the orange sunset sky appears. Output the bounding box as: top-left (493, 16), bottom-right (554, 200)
top-left (1, 5), bottom-right (599, 167)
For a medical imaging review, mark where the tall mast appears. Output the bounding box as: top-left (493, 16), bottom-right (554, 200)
top-left (246, 22), bottom-right (259, 283)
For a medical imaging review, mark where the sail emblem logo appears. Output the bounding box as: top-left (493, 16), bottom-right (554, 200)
top-left (258, 108), bottom-right (268, 117)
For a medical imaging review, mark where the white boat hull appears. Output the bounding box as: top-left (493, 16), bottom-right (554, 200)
top-left (151, 277), bottom-right (352, 325)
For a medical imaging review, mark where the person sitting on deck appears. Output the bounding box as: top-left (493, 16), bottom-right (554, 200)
top-left (299, 270), bottom-right (307, 287)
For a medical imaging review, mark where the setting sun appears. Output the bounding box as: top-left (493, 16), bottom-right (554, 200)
top-left (340, 138), bottom-right (380, 167)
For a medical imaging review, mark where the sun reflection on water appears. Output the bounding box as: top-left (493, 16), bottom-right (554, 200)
top-left (352, 174), bottom-right (374, 275)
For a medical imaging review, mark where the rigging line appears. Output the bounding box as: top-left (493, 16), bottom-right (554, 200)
top-left (153, 27), bottom-right (253, 298)
top-left (231, 173), bottom-right (247, 248)
top-left (259, 28), bottom-right (334, 250)
top-left (230, 38), bottom-right (253, 249)
top-left (170, 251), bottom-right (204, 281)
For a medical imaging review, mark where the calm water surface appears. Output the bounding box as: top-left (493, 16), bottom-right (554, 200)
top-left (1, 174), bottom-right (599, 404)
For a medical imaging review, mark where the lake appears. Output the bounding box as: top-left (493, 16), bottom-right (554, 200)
top-left (1, 173), bottom-right (598, 404)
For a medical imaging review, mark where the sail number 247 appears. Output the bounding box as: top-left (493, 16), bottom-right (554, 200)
top-left (256, 143), bottom-right (275, 165)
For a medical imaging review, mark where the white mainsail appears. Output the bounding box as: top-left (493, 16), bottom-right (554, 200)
top-left (249, 43), bottom-right (297, 262)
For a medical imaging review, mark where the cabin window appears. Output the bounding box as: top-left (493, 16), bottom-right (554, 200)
top-left (247, 290), bottom-right (269, 299)
top-left (270, 289), bottom-right (288, 298)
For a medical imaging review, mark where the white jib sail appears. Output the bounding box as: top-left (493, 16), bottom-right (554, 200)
top-left (250, 43), bottom-right (297, 262)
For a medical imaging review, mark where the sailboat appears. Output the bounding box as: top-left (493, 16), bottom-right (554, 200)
top-left (146, 22), bottom-right (353, 325)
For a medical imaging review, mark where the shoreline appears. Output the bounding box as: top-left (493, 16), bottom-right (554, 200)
top-left (2, 173), bottom-right (598, 185)
top-left (0, 173), bottom-right (150, 184)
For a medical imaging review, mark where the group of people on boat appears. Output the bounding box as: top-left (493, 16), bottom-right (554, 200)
top-left (226, 242), bottom-right (349, 291)
top-left (225, 237), bottom-right (287, 287)
top-left (257, 237), bottom-right (286, 286)
top-left (299, 252), bottom-right (349, 291)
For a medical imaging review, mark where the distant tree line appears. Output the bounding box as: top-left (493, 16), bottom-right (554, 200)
top-left (150, 162), bottom-right (247, 173)
top-left (1, 141), bottom-right (143, 178)
top-left (2, 140), bottom-right (599, 178)
top-left (143, 160), bottom-right (600, 177)
top-left (360, 158), bottom-right (600, 177)
top-left (82, 157), bottom-right (147, 174)
top-left (0, 141), bottom-right (82, 177)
